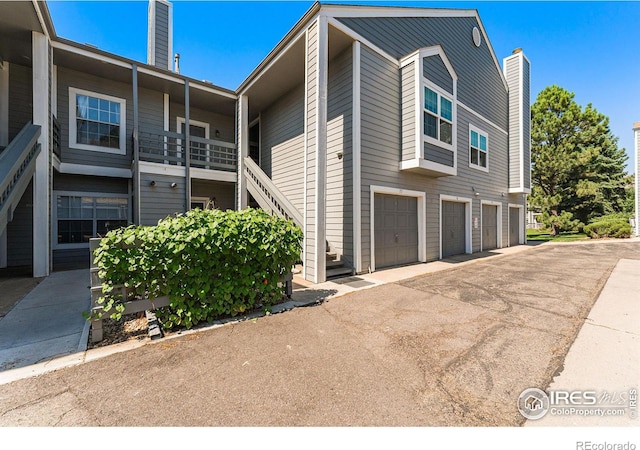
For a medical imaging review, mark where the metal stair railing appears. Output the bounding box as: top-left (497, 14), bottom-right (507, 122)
top-left (243, 156), bottom-right (303, 228)
top-left (0, 122), bottom-right (41, 234)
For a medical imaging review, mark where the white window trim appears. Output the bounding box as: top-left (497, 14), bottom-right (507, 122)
top-left (439, 194), bottom-right (473, 259)
top-left (52, 190), bottom-right (131, 250)
top-left (68, 87), bottom-right (126, 155)
top-left (422, 81), bottom-right (455, 152)
top-left (369, 185), bottom-right (427, 273)
top-left (190, 196), bottom-right (214, 210)
top-left (400, 46), bottom-right (458, 174)
top-left (176, 117), bottom-right (210, 138)
top-left (469, 124), bottom-right (489, 172)
top-left (480, 200), bottom-right (503, 251)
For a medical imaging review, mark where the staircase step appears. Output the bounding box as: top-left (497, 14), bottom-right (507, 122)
top-left (326, 258), bottom-right (344, 268)
top-left (326, 266), bottom-right (354, 279)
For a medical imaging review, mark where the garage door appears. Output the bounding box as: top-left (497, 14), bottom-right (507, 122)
top-left (442, 201), bottom-right (466, 257)
top-left (509, 207), bottom-right (521, 246)
top-left (374, 194), bottom-right (418, 269)
top-left (482, 204), bottom-right (498, 251)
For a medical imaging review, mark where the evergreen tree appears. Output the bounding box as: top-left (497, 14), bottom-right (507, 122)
top-left (530, 85), bottom-right (628, 234)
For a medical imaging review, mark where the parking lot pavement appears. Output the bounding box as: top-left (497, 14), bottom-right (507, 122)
top-left (0, 241), bottom-right (637, 426)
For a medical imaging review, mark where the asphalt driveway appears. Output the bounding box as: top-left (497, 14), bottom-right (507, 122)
top-left (0, 241), bottom-right (638, 426)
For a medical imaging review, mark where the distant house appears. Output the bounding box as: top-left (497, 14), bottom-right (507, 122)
top-left (0, 1), bottom-right (531, 283)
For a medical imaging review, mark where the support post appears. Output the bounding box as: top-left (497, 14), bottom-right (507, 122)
top-left (237, 94), bottom-right (249, 210)
top-left (32, 31), bottom-right (50, 277)
top-left (184, 80), bottom-right (191, 211)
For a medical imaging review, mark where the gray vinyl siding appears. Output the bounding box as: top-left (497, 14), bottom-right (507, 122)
top-left (6, 180), bottom-right (32, 267)
top-left (169, 102), bottom-right (235, 143)
top-left (154, 1), bottom-right (170, 71)
top-left (522, 58), bottom-right (531, 191)
top-left (305, 21), bottom-right (318, 274)
top-left (57, 66), bottom-right (133, 169)
top-left (53, 173), bottom-right (129, 194)
top-left (359, 47), bottom-right (514, 270)
top-left (260, 84), bottom-right (305, 212)
top-left (53, 248), bottom-right (91, 270)
top-left (423, 55), bottom-right (453, 94)
top-left (424, 143), bottom-right (454, 167)
top-left (505, 55), bottom-right (521, 190)
top-left (326, 46), bottom-right (353, 262)
top-left (8, 64), bottom-right (32, 142)
top-left (191, 179), bottom-right (236, 211)
top-left (139, 172), bottom-right (185, 226)
top-left (401, 62), bottom-right (416, 161)
top-left (338, 16), bottom-right (508, 130)
top-left (138, 87), bottom-right (164, 133)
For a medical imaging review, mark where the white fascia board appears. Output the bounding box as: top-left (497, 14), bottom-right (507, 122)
top-left (32, 0), bottom-right (51, 39)
top-left (321, 5), bottom-right (477, 18)
top-left (399, 158), bottom-right (457, 177)
top-left (457, 101), bottom-right (508, 136)
top-left (138, 161), bottom-right (185, 177)
top-left (59, 163), bottom-right (132, 178)
top-left (51, 41), bottom-right (132, 69)
top-left (190, 167), bottom-right (236, 183)
top-left (473, 12), bottom-right (509, 92)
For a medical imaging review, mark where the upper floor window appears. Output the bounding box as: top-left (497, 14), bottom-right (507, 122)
top-left (69, 87), bottom-right (126, 155)
top-left (423, 86), bottom-right (453, 146)
top-left (469, 125), bottom-right (488, 171)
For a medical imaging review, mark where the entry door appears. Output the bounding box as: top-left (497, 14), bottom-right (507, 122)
top-left (509, 207), bottom-right (521, 246)
top-left (181, 122), bottom-right (208, 167)
top-left (482, 204), bottom-right (498, 251)
top-left (442, 201), bottom-right (466, 257)
top-left (374, 194), bottom-right (418, 269)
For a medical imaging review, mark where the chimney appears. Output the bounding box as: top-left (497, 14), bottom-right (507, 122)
top-left (503, 48), bottom-right (531, 194)
top-left (147, 0), bottom-right (173, 71)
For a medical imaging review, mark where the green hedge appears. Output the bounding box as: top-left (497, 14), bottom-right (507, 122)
top-left (93, 208), bottom-right (303, 330)
top-left (583, 218), bottom-right (631, 239)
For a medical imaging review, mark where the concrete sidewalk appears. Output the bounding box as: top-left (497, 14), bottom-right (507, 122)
top-left (526, 258), bottom-right (640, 426)
top-left (0, 269), bottom-right (90, 373)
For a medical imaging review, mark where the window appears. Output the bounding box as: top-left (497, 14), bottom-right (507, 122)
top-left (69, 88), bottom-right (126, 154)
top-left (469, 126), bottom-right (488, 170)
top-left (55, 194), bottom-right (129, 247)
top-left (423, 86), bottom-right (453, 145)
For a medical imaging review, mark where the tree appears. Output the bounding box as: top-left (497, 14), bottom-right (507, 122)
top-left (530, 85), bottom-right (628, 235)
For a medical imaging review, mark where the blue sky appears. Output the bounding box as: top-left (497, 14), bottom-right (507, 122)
top-left (47, 0), bottom-right (639, 174)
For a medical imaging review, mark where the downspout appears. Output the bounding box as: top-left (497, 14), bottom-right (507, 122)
top-left (184, 80), bottom-right (190, 211)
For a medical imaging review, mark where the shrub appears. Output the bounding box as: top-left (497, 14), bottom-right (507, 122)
top-left (93, 208), bottom-right (303, 330)
top-left (583, 218), bottom-right (631, 239)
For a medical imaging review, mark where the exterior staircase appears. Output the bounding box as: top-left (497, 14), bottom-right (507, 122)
top-left (243, 156), bottom-right (354, 280)
top-left (0, 122), bottom-right (41, 237)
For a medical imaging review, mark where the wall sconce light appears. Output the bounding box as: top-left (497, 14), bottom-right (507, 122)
top-left (170, 182), bottom-right (177, 189)
top-left (215, 129), bottom-right (221, 138)
top-left (501, 192), bottom-right (506, 197)
top-left (149, 180), bottom-right (156, 186)
top-left (475, 192), bottom-right (480, 197)
top-left (336, 151), bottom-right (343, 160)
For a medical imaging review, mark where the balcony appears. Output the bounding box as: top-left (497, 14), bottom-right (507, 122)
top-left (138, 128), bottom-right (237, 172)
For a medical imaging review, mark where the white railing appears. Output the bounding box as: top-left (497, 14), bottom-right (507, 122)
top-left (243, 156), bottom-right (303, 228)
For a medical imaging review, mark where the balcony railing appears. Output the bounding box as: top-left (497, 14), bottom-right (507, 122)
top-left (52, 115), bottom-right (61, 159)
top-left (138, 128), bottom-right (237, 172)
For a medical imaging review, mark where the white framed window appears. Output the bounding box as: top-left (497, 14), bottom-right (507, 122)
top-left (69, 87), bottom-right (126, 155)
top-left (423, 84), bottom-right (453, 147)
top-left (469, 125), bottom-right (489, 171)
top-left (53, 191), bottom-right (130, 249)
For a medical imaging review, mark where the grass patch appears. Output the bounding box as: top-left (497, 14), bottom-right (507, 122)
top-left (526, 229), bottom-right (589, 242)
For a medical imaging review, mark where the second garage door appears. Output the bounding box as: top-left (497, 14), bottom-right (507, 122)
top-left (374, 194), bottom-right (418, 269)
top-left (442, 201), bottom-right (466, 258)
top-left (482, 204), bottom-right (498, 251)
